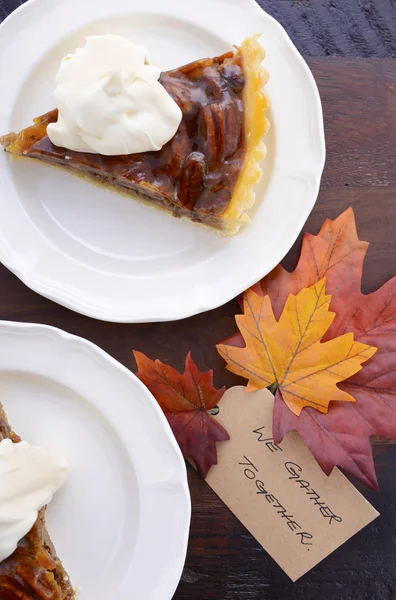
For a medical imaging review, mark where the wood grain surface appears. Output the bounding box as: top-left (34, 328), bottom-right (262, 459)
top-left (1, 1), bottom-right (396, 599)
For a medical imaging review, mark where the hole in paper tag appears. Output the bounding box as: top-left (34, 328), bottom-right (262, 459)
top-left (205, 386), bottom-right (379, 581)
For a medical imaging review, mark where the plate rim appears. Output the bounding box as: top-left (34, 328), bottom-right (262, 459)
top-left (0, 0), bottom-right (326, 322)
top-left (0, 319), bottom-right (191, 600)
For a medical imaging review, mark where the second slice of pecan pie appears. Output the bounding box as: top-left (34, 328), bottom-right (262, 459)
top-left (0, 404), bottom-right (75, 600)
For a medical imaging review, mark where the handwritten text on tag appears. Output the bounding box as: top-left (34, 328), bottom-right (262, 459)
top-left (205, 387), bottom-right (379, 581)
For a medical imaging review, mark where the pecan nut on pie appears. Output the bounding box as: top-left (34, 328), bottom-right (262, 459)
top-left (0, 404), bottom-right (75, 600)
top-left (1, 35), bottom-right (269, 235)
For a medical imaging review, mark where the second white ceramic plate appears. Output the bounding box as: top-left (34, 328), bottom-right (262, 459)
top-left (0, 0), bottom-right (325, 322)
top-left (0, 321), bottom-right (190, 599)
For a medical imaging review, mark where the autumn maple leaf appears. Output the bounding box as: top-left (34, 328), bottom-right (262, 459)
top-left (134, 351), bottom-right (229, 478)
top-left (217, 278), bottom-right (376, 416)
top-left (223, 208), bottom-right (396, 490)
top-left (273, 391), bottom-right (376, 489)
top-left (248, 207), bottom-right (369, 322)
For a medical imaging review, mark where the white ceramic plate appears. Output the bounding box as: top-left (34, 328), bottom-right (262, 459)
top-left (0, 0), bottom-right (325, 322)
top-left (0, 321), bottom-right (190, 599)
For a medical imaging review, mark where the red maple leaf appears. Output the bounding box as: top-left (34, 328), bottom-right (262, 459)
top-left (273, 391), bottom-right (376, 489)
top-left (134, 351), bottom-right (229, 478)
top-left (223, 208), bottom-right (396, 490)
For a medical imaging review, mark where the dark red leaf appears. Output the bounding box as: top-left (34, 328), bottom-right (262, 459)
top-left (134, 351), bottom-right (229, 478)
top-left (272, 389), bottom-right (378, 490)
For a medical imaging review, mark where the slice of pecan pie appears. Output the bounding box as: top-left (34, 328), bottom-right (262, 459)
top-left (1, 36), bottom-right (269, 235)
top-left (0, 404), bottom-right (74, 600)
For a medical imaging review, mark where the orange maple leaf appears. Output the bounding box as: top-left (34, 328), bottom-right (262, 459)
top-left (217, 278), bottom-right (377, 416)
top-left (248, 206), bottom-right (368, 323)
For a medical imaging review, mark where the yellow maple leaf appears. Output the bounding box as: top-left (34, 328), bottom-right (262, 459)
top-left (217, 278), bottom-right (377, 416)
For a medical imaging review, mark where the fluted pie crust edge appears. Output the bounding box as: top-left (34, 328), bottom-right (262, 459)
top-left (222, 35), bottom-right (269, 233)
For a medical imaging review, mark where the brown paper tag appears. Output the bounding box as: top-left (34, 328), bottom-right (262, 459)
top-left (205, 386), bottom-right (379, 581)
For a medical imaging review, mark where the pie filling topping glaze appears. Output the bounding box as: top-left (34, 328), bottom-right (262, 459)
top-left (1, 35), bottom-right (269, 235)
top-left (0, 406), bottom-right (74, 600)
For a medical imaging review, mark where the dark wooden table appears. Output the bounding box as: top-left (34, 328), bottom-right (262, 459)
top-left (1, 1), bottom-right (396, 598)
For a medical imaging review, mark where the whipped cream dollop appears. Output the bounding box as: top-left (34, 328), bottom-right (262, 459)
top-left (0, 438), bottom-right (69, 562)
top-left (47, 34), bottom-right (182, 155)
